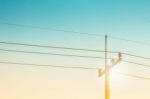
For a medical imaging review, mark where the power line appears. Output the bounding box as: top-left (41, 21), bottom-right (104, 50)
top-left (109, 36), bottom-right (150, 46)
top-left (122, 53), bottom-right (150, 60)
top-left (0, 22), bottom-right (101, 36)
top-left (0, 41), bottom-right (104, 52)
top-left (1, 22), bottom-right (150, 46)
top-left (107, 51), bottom-right (150, 61)
top-left (2, 48), bottom-right (150, 67)
top-left (122, 60), bottom-right (150, 68)
top-left (0, 48), bottom-right (107, 59)
top-left (1, 41), bottom-right (150, 61)
top-left (0, 61), bottom-right (149, 80)
top-left (0, 61), bottom-right (99, 70)
top-left (118, 72), bottom-right (150, 81)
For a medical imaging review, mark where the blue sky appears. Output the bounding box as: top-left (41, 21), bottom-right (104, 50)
top-left (0, 0), bottom-right (150, 99)
top-left (0, 0), bottom-right (150, 51)
top-left (0, 0), bottom-right (150, 78)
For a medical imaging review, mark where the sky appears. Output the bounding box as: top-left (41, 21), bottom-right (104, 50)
top-left (0, 0), bottom-right (150, 99)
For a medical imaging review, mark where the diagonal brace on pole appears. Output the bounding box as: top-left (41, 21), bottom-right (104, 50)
top-left (98, 52), bottom-right (122, 77)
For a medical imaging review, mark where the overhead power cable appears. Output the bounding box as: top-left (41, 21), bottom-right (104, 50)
top-left (122, 53), bottom-right (150, 60)
top-left (0, 61), bottom-right (149, 80)
top-left (109, 36), bottom-right (150, 46)
top-left (0, 22), bottom-right (101, 36)
top-left (0, 41), bottom-right (150, 61)
top-left (0, 41), bottom-right (104, 52)
top-left (0, 61), bottom-right (99, 70)
top-left (118, 72), bottom-right (150, 81)
top-left (1, 22), bottom-right (150, 46)
top-left (122, 60), bottom-right (150, 68)
top-left (0, 48), bottom-right (107, 59)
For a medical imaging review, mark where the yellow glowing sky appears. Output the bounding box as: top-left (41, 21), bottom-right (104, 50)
top-left (0, 0), bottom-right (150, 99)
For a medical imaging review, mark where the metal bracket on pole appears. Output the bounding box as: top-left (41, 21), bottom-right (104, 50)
top-left (98, 52), bottom-right (122, 77)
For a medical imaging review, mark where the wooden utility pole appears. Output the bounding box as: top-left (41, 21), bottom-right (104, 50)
top-left (98, 35), bottom-right (122, 99)
top-left (105, 35), bottom-right (110, 99)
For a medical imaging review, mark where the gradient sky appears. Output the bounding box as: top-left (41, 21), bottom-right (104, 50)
top-left (0, 0), bottom-right (150, 99)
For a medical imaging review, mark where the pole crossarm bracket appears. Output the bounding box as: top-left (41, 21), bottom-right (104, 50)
top-left (98, 52), bottom-right (122, 77)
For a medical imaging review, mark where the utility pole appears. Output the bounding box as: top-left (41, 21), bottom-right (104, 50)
top-left (105, 35), bottom-right (110, 99)
top-left (98, 35), bottom-right (122, 99)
